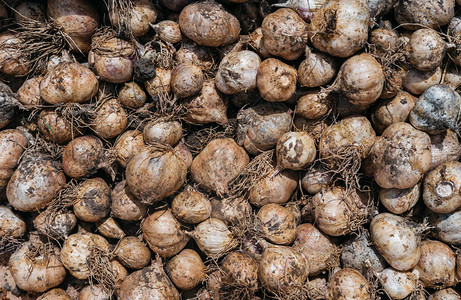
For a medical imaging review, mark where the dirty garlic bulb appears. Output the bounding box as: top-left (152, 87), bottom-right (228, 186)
top-left (171, 62), bottom-right (204, 98)
top-left (257, 58), bottom-right (297, 102)
top-left (379, 184), bottom-right (421, 215)
top-left (370, 213), bottom-right (422, 271)
top-left (257, 203), bottom-right (297, 245)
top-left (258, 246), bottom-right (308, 295)
top-left (142, 209), bottom-right (190, 258)
top-left (377, 268), bottom-right (419, 300)
top-left (9, 242), bottom-right (66, 293)
top-left (423, 161), bottom-right (461, 214)
top-left (371, 122), bottom-right (431, 189)
top-left (215, 50), bottom-right (261, 94)
top-left (326, 268), bottom-right (371, 300)
top-left (413, 240), bottom-right (457, 288)
top-left (406, 29), bottom-right (448, 72)
top-left (152, 20), bottom-right (182, 44)
top-left (275, 131), bottom-right (316, 171)
top-left (309, 0), bottom-right (369, 58)
top-left (261, 8), bottom-right (308, 60)
top-left (171, 186), bottom-right (211, 224)
top-left (165, 249), bottom-right (206, 291)
top-left (191, 218), bottom-right (237, 258)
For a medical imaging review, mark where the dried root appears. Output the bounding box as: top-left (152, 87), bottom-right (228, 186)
top-left (261, 280), bottom-right (310, 300)
top-left (36, 181), bottom-right (78, 240)
top-left (127, 93), bottom-right (186, 131)
top-left (26, 134), bottom-right (64, 160)
top-left (144, 141), bottom-right (175, 153)
top-left (227, 150), bottom-right (274, 198)
top-left (87, 243), bottom-right (116, 297)
top-left (305, 277), bottom-right (328, 300)
top-left (185, 122), bottom-right (237, 155)
top-left (407, 282), bottom-right (428, 300)
top-left (0, 235), bottom-right (22, 255)
top-left (204, 263), bottom-right (257, 300)
top-left (315, 144), bottom-right (363, 192)
top-left (54, 102), bottom-right (95, 129)
top-left (139, 40), bottom-right (176, 70)
top-left (105, 0), bottom-right (135, 39)
top-left (91, 26), bottom-right (135, 58)
top-left (10, 19), bottom-right (73, 75)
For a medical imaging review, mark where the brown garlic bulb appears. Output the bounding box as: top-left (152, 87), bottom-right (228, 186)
top-left (171, 62), bottom-right (204, 98)
top-left (165, 249), bottom-right (206, 291)
top-left (142, 209), bottom-right (189, 258)
top-left (152, 20), bottom-right (182, 44)
top-left (261, 8), bottom-right (308, 60)
top-left (257, 58), bottom-right (297, 102)
top-left (73, 178), bottom-right (111, 223)
top-left (171, 186), bottom-right (212, 224)
top-left (423, 161), bottom-right (461, 214)
top-left (257, 203), bottom-right (297, 245)
top-left (111, 180), bottom-right (147, 221)
top-left (115, 236), bottom-right (151, 269)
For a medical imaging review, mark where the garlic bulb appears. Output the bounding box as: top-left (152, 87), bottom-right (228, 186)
top-left (9, 242), bottom-right (66, 293)
top-left (143, 120), bottom-right (182, 146)
top-left (220, 251), bottom-right (259, 293)
top-left (118, 82), bottom-right (146, 108)
top-left (370, 122), bottom-right (431, 189)
top-left (185, 80), bottom-right (228, 126)
top-left (406, 29), bottom-right (447, 72)
top-left (341, 229), bottom-right (388, 274)
top-left (113, 130), bottom-right (145, 168)
top-left (7, 156), bottom-right (66, 212)
top-left (215, 50), bottom-right (260, 95)
top-left (326, 268), bottom-right (371, 299)
top-left (423, 161), bottom-right (461, 214)
top-left (96, 217), bottom-right (125, 240)
top-left (191, 218), bottom-right (236, 258)
top-left (0, 206), bottom-right (26, 238)
top-left (152, 20), bottom-right (182, 44)
top-left (403, 67), bottom-right (442, 95)
top-left (258, 246), bottom-right (309, 295)
top-left (370, 213), bottom-right (422, 271)
top-left (60, 232), bottom-right (110, 279)
top-left (115, 236), bottom-right (151, 269)
top-left (276, 131), bottom-right (316, 171)
top-left (126, 147), bottom-right (187, 204)
top-left (334, 53), bottom-right (385, 106)
top-left (142, 209), bottom-right (189, 258)
top-left (171, 186), bottom-right (211, 224)
top-left (111, 180), bottom-right (147, 221)
top-left (294, 223), bottom-right (339, 276)
top-left (409, 84), bottom-right (461, 134)
top-left (429, 130), bottom-right (461, 171)
top-left (413, 240), bottom-right (457, 288)
top-left (257, 204), bottom-right (296, 245)
top-left (165, 249), bottom-right (206, 291)
top-left (377, 268), bottom-right (419, 300)
top-left (319, 116), bottom-right (376, 166)
top-left (119, 258), bottom-right (180, 299)
top-left (312, 186), bottom-right (369, 236)
top-left (179, 2), bottom-right (240, 47)
top-left (171, 62), bottom-right (204, 98)
top-left (273, 0), bottom-right (326, 22)
top-left (309, 0), bottom-right (369, 58)
top-left (379, 184), bottom-right (421, 215)
top-left (261, 8), bottom-right (308, 60)
top-left (298, 48), bottom-right (337, 87)
top-left (257, 58), bottom-right (297, 102)
top-left (429, 209), bottom-right (461, 245)
top-left (73, 178), bottom-right (110, 223)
